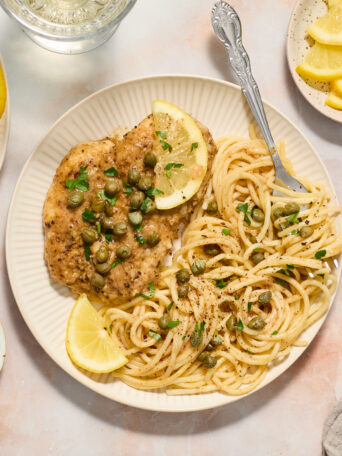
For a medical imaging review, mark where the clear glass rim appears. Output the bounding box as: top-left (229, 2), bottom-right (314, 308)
top-left (0, 0), bottom-right (137, 41)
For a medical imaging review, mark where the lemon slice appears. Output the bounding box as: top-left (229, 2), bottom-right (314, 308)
top-left (307, 4), bottom-right (342, 45)
top-left (152, 100), bottom-right (208, 210)
top-left (332, 78), bottom-right (342, 96)
top-left (296, 42), bottom-right (342, 81)
top-left (326, 87), bottom-right (342, 109)
top-left (328, 0), bottom-right (342, 9)
top-left (0, 66), bottom-right (7, 119)
top-left (66, 294), bottom-right (127, 373)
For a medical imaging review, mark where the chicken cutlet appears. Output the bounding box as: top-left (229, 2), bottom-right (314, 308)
top-left (44, 114), bottom-right (217, 303)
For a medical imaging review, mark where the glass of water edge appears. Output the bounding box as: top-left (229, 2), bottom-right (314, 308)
top-left (0, 0), bottom-right (137, 54)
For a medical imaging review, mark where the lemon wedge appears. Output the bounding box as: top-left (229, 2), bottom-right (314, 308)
top-left (332, 78), bottom-right (342, 96)
top-left (66, 294), bottom-right (127, 373)
top-left (152, 100), bottom-right (208, 210)
top-left (296, 42), bottom-right (342, 81)
top-left (0, 66), bottom-right (7, 119)
top-left (326, 87), bottom-right (342, 109)
top-left (328, 0), bottom-right (342, 8)
top-left (307, 4), bottom-right (342, 45)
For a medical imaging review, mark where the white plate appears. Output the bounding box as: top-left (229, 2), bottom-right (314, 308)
top-left (0, 54), bottom-right (10, 170)
top-left (5, 75), bottom-right (341, 412)
top-left (0, 322), bottom-right (5, 372)
top-left (287, 0), bottom-right (342, 123)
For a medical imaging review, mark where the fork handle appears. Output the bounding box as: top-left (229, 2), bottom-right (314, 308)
top-left (211, 1), bottom-right (282, 168)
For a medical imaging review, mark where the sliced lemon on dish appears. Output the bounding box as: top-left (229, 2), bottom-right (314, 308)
top-left (66, 294), bottom-right (128, 373)
top-left (0, 66), bottom-right (7, 119)
top-left (326, 87), bottom-right (342, 109)
top-left (307, 4), bottom-right (342, 45)
top-left (332, 78), bottom-right (342, 96)
top-left (296, 42), bottom-right (342, 81)
top-left (328, 0), bottom-right (342, 9)
top-left (152, 100), bottom-right (208, 210)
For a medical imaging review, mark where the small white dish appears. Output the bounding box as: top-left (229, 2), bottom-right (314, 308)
top-left (5, 75), bottom-right (342, 412)
top-left (287, 0), bottom-right (342, 123)
top-left (0, 322), bottom-right (6, 372)
top-left (0, 54), bottom-right (10, 170)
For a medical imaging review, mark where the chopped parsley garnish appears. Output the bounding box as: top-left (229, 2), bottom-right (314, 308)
top-left (160, 139), bottom-right (172, 151)
top-left (141, 197), bottom-right (152, 212)
top-left (65, 166), bottom-right (89, 192)
top-left (164, 163), bottom-right (183, 170)
top-left (236, 203), bottom-right (251, 225)
top-left (167, 320), bottom-right (181, 329)
top-left (215, 279), bottom-right (228, 289)
top-left (135, 293), bottom-right (150, 300)
top-left (82, 208), bottom-right (96, 222)
top-left (195, 321), bottom-right (205, 335)
top-left (149, 330), bottom-right (162, 341)
top-left (234, 295), bottom-right (239, 300)
top-left (105, 233), bottom-right (112, 243)
top-left (96, 223), bottom-right (101, 235)
top-left (122, 180), bottom-right (133, 194)
top-left (97, 190), bottom-right (117, 206)
top-left (104, 167), bottom-right (118, 177)
top-left (315, 249), bottom-right (326, 260)
top-left (146, 188), bottom-right (164, 197)
top-left (83, 241), bottom-right (91, 261)
top-left (237, 319), bottom-right (244, 331)
top-left (134, 224), bottom-right (143, 233)
top-left (112, 259), bottom-right (124, 269)
top-left (156, 130), bottom-right (167, 139)
top-left (286, 212), bottom-right (299, 224)
top-left (291, 230), bottom-right (299, 235)
top-left (190, 142), bottom-right (198, 152)
top-left (166, 171), bottom-right (172, 179)
top-left (248, 302), bottom-right (252, 310)
top-left (148, 281), bottom-right (155, 297)
top-left (182, 335), bottom-right (186, 340)
top-left (244, 214), bottom-right (251, 226)
top-left (277, 268), bottom-right (291, 277)
top-left (271, 330), bottom-right (278, 335)
top-left (109, 324), bottom-right (113, 333)
top-left (167, 301), bottom-right (174, 311)
top-left (286, 264), bottom-right (294, 269)
top-left (134, 233), bottom-right (146, 244)
top-left (253, 247), bottom-right (260, 251)
top-left (222, 228), bottom-right (231, 236)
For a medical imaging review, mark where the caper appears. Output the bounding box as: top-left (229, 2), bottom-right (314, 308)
top-left (95, 262), bottom-right (112, 275)
top-left (251, 252), bottom-right (264, 265)
top-left (81, 228), bottom-right (98, 244)
top-left (90, 272), bottom-right (105, 289)
top-left (250, 235), bottom-right (258, 244)
top-left (247, 316), bottom-right (266, 330)
top-left (142, 199), bottom-right (156, 214)
top-left (128, 211), bottom-right (143, 226)
top-left (130, 191), bottom-right (145, 210)
top-left (191, 259), bottom-right (206, 276)
top-left (258, 290), bottom-right (272, 305)
top-left (101, 217), bottom-right (115, 231)
top-left (190, 331), bottom-right (202, 347)
top-left (252, 207), bottom-right (265, 223)
top-left (146, 231), bottom-right (160, 247)
top-left (158, 314), bottom-right (170, 330)
top-left (203, 244), bottom-right (222, 256)
top-left (274, 277), bottom-right (290, 289)
top-left (116, 245), bottom-right (132, 259)
top-left (104, 179), bottom-right (121, 196)
top-left (127, 167), bottom-right (141, 186)
top-left (226, 314), bottom-right (237, 331)
top-left (96, 245), bottom-right (109, 263)
top-left (198, 351), bottom-right (210, 362)
top-left (176, 268), bottom-right (190, 283)
top-left (219, 300), bottom-right (231, 312)
top-left (206, 342), bottom-right (215, 352)
top-left (113, 221), bottom-right (127, 236)
top-left (299, 226), bottom-right (313, 238)
top-left (137, 175), bottom-right (153, 191)
top-left (91, 198), bottom-right (106, 213)
top-left (177, 284), bottom-right (189, 298)
top-left (67, 190), bottom-right (84, 208)
top-left (144, 151), bottom-right (157, 168)
top-left (211, 335), bottom-right (223, 346)
top-left (272, 206), bottom-right (284, 219)
top-left (283, 202), bottom-right (300, 216)
top-left (203, 355), bottom-right (217, 369)
top-left (104, 201), bottom-right (113, 216)
top-left (206, 200), bottom-right (218, 215)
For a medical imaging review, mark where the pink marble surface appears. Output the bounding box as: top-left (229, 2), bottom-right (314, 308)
top-left (1, 0), bottom-right (342, 454)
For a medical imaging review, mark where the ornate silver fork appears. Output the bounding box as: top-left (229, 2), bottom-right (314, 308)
top-left (211, 1), bottom-right (307, 194)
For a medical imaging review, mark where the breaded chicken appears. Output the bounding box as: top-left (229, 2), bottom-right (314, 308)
top-left (44, 114), bottom-right (217, 303)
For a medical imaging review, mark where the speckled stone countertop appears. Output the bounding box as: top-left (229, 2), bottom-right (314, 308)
top-left (1, 1), bottom-right (342, 454)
